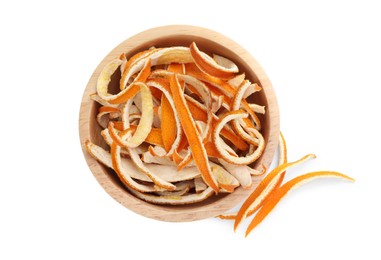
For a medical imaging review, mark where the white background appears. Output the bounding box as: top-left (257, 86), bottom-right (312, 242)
top-left (1, 0), bottom-right (380, 259)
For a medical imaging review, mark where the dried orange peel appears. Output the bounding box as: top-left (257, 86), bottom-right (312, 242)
top-left (233, 153), bottom-right (317, 231)
top-left (86, 43), bottom-right (267, 204)
top-left (169, 74), bottom-right (219, 192)
top-left (190, 42), bottom-right (238, 79)
top-left (217, 131), bottom-right (354, 237)
top-left (245, 171), bottom-right (354, 237)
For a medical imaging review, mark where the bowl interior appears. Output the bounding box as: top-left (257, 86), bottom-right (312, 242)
top-left (81, 25), bottom-right (279, 221)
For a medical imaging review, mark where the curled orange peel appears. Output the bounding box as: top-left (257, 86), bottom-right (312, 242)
top-left (128, 186), bottom-right (214, 205)
top-left (120, 49), bottom-right (158, 90)
top-left (185, 95), bottom-right (249, 151)
top-left (169, 74), bottom-right (219, 193)
top-left (96, 106), bottom-right (121, 128)
top-left (185, 63), bottom-right (236, 97)
top-left (234, 153), bottom-right (316, 231)
top-left (97, 58), bottom-right (124, 101)
top-left (108, 59), bottom-right (152, 105)
top-left (190, 42), bottom-right (237, 79)
top-left (110, 140), bottom-right (156, 193)
top-left (245, 171), bottom-right (355, 237)
top-left (126, 143), bottom-right (176, 191)
top-left (213, 111), bottom-right (265, 165)
top-left (161, 93), bottom-right (177, 152)
top-left (146, 79), bottom-right (182, 156)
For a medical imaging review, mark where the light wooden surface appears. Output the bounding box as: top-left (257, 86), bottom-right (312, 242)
top-left (78, 25), bottom-right (280, 222)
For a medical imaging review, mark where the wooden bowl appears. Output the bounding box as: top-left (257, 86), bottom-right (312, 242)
top-left (79, 25), bottom-right (280, 222)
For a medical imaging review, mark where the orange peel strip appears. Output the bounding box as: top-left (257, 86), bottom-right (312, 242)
top-left (154, 180), bottom-right (194, 193)
top-left (161, 93), bottom-right (177, 152)
top-left (128, 186), bottom-right (214, 205)
top-left (110, 141), bottom-right (156, 193)
top-left (190, 42), bottom-right (237, 79)
top-left (211, 163), bottom-right (239, 192)
top-left (129, 125), bottom-right (163, 147)
top-left (278, 131), bottom-right (288, 167)
top-left (204, 141), bottom-right (222, 158)
top-left (112, 121), bottom-right (125, 131)
top-left (185, 63), bottom-right (236, 97)
top-left (167, 63), bottom-right (185, 74)
top-left (185, 94), bottom-right (249, 151)
top-left (194, 177), bottom-right (207, 193)
top-left (108, 59), bottom-right (151, 105)
top-left (96, 106), bottom-right (121, 128)
top-left (173, 74), bottom-right (215, 171)
top-left (96, 58), bottom-right (123, 101)
top-left (146, 79), bottom-right (182, 156)
top-left (148, 145), bottom-right (167, 157)
top-left (120, 49), bottom-right (158, 90)
top-left (245, 171), bottom-right (355, 237)
top-left (98, 106), bottom-right (121, 114)
top-left (176, 152), bottom-right (193, 171)
top-left (144, 127), bottom-right (163, 147)
top-left (90, 93), bottom-right (119, 108)
top-left (126, 143), bottom-right (176, 191)
top-left (169, 74), bottom-right (219, 192)
top-left (219, 160), bottom-right (253, 190)
top-left (176, 131), bottom-right (189, 153)
top-left (119, 53), bottom-right (127, 73)
top-left (228, 73), bottom-right (245, 88)
top-left (172, 149), bottom-right (185, 165)
top-left (109, 123), bottom-right (163, 146)
top-left (113, 82), bottom-right (153, 148)
top-left (232, 81), bottom-right (262, 139)
top-left (248, 103), bottom-right (266, 114)
top-left (150, 47), bottom-right (193, 65)
top-left (134, 58), bottom-right (152, 83)
top-left (155, 186), bottom-right (191, 197)
top-left (243, 83), bottom-right (262, 99)
top-left (234, 154), bottom-right (316, 231)
top-left (213, 111), bottom-right (265, 165)
top-left (248, 164), bottom-right (267, 176)
top-left (213, 54), bottom-right (239, 73)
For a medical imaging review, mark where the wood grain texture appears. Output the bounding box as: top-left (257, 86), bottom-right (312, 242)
top-left (78, 25), bottom-right (280, 222)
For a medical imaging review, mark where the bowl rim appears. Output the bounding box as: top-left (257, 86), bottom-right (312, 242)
top-left (79, 25), bottom-right (280, 222)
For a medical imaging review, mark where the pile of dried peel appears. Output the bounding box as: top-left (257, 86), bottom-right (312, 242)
top-left (85, 42), bottom-right (354, 237)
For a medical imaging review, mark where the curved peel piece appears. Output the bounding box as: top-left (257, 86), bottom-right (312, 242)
top-left (219, 160), bottom-right (252, 189)
top-left (96, 106), bottom-right (121, 129)
top-left (86, 139), bottom-right (154, 192)
top-left (146, 79), bottom-right (182, 157)
top-left (234, 154), bottom-right (316, 231)
top-left (169, 74), bottom-right (219, 192)
top-left (127, 145), bottom-right (176, 191)
top-left (97, 58), bottom-right (123, 100)
top-left (108, 82), bottom-right (153, 148)
top-left (245, 171), bottom-right (355, 237)
top-left (190, 42), bottom-right (237, 79)
top-left (211, 163), bottom-right (239, 192)
top-left (128, 186), bottom-right (214, 205)
top-left (213, 111), bottom-right (265, 165)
